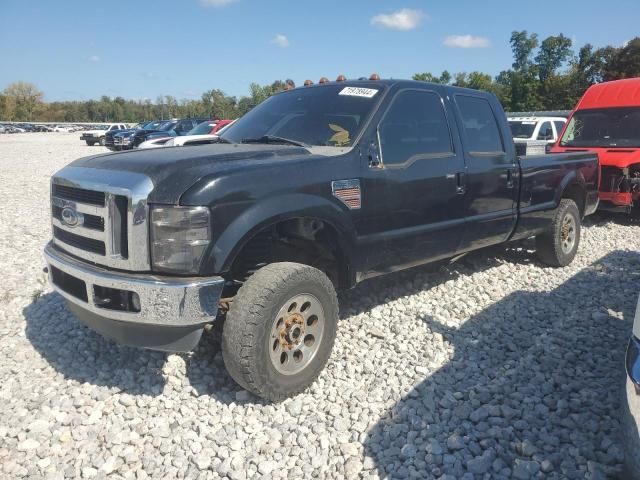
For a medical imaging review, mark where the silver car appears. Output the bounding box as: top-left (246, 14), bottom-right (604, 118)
top-left (624, 297), bottom-right (640, 477)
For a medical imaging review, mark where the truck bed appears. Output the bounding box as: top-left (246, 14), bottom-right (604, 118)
top-left (513, 152), bottom-right (599, 240)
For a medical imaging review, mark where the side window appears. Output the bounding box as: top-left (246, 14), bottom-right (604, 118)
top-left (378, 90), bottom-right (453, 166)
top-left (456, 95), bottom-right (504, 153)
top-left (537, 121), bottom-right (553, 140)
top-left (553, 121), bottom-right (565, 138)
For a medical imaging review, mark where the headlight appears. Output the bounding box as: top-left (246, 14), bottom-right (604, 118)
top-left (150, 206), bottom-right (211, 274)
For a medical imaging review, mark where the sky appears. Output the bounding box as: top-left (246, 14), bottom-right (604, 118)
top-left (1, 0), bottom-right (638, 102)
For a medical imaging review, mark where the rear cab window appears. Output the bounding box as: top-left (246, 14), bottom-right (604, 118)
top-left (455, 95), bottom-right (504, 154)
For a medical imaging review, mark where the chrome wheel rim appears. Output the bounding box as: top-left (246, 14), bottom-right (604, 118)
top-left (560, 213), bottom-right (576, 254)
top-left (268, 293), bottom-right (325, 376)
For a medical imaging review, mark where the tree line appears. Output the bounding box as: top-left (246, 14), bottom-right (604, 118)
top-left (414, 32), bottom-right (640, 112)
top-left (1, 31), bottom-right (639, 123)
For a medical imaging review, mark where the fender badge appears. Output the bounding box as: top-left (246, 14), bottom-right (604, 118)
top-left (332, 179), bottom-right (361, 210)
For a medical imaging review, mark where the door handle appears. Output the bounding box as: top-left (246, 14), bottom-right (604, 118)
top-left (455, 172), bottom-right (466, 194)
top-left (506, 168), bottom-right (515, 189)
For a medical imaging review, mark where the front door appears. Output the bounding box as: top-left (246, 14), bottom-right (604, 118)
top-left (355, 87), bottom-right (467, 276)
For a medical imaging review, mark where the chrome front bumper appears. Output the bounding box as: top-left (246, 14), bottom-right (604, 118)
top-left (44, 242), bottom-right (224, 351)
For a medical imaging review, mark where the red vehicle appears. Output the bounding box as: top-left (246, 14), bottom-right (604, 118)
top-left (550, 78), bottom-right (640, 213)
top-left (210, 119), bottom-right (233, 134)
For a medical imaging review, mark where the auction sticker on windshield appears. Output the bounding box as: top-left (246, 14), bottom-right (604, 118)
top-left (339, 87), bottom-right (379, 98)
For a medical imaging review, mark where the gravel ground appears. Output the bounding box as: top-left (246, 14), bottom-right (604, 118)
top-left (0, 132), bottom-right (638, 479)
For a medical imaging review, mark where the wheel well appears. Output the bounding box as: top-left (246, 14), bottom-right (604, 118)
top-left (226, 218), bottom-right (350, 291)
top-left (562, 183), bottom-right (586, 218)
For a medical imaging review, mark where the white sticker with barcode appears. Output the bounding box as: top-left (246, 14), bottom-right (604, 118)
top-left (339, 87), bottom-right (379, 98)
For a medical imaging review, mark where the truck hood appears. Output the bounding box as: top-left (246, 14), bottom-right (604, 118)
top-left (553, 146), bottom-right (640, 168)
top-left (596, 148), bottom-right (640, 168)
top-left (68, 143), bottom-right (321, 204)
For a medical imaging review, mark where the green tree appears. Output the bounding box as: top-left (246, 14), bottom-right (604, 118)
top-left (535, 34), bottom-right (573, 82)
top-left (603, 37), bottom-right (640, 80)
top-left (3, 81), bottom-right (43, 120)
top-left (412, 71), bottom-right (451, 84)
top-left (510, 31), bottom-right (539, 71)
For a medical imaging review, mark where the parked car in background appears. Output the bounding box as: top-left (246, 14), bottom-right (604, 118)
top-left (551, 78), bottom-right (640, 214)
top-left (15, 123), bottom-right (36, 132)
top-left (138, 119), bottom-right (235, 149)
top-left (52, 125), bottom-right (75, 133)
top-left (34, 124), bottom-right (54, 132)
top-left (508, 116), bottom-right (566, 147)
top-left (44, 79), bottom-right (599, 400)
top-left (115, 118), bottom-right (207, 150)
top-left (111, 120), bottom-right (170, 151)
top-left (80, 123), bottom-right (127, 146)
top-left (105, 122), bottom-right (152, 151)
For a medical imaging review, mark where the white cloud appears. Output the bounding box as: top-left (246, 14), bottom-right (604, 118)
top-left (199, 0), bottom-right (238, 7)
top-left (271, 34), bottom-right (290, 48)
top-left (371, 8), bottom-right (425, 31)
top-left (88, 55), bottom-right (100, 62)
top-left (443, 35), bottom-right (490, 48)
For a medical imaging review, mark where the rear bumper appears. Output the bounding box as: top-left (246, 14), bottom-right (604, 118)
top-left (44, 242), bottom-right (224, 352)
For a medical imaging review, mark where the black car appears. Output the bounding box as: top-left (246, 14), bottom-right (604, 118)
top-left (113, 118), bottom-right (207, 150)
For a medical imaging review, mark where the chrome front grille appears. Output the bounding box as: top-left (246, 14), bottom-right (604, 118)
top-left (50, 167), bottom-right (154, 271)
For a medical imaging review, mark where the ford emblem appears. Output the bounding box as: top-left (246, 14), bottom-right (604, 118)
top-left (61, 207), bottom-right (80, 227)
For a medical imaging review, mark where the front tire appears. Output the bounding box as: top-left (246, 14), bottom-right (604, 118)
top-left (98, 136), bottom-right (105, 146)
top-left (536, 198), bottom-right (581, 267)
top-left (222, 262), bottom-right (338, 401)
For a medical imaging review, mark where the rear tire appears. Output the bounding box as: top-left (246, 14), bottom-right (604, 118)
top-left (535, 198), bottom-right (581, 267)
top-left (222, 262), bottom-right (338, 401)
top-left (86, 140), bottom-right (95, 146)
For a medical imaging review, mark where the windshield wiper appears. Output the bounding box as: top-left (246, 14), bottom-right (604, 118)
top-left (240, 135), bottom-right (309, 148)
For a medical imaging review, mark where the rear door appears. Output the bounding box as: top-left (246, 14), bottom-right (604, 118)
top-left (356, 86), bottom-right (467, 273)
top-left (452, 94), bottom-right (518, 250)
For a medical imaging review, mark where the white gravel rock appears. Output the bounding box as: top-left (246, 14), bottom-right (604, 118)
top-left (0, 134), bottom-right (636, 478)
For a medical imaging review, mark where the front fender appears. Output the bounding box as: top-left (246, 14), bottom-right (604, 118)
top-left (205, 193), bottom-right (356, 274)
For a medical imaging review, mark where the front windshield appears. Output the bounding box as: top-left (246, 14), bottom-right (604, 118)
top-left (142, 121), bottom-right (165, 131)
top-left (508, 121), bottom-right (536, 139)
top-left (188, 121), bottom-right (214, 136)
top-left (94, 125), bottom-right (109, 131)
top-left (560, 107), bottom-right (640, 148)
top-left (220, 84), bottom-right (384, 147)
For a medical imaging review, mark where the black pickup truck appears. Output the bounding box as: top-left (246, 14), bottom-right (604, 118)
top-left (44, 80), bottom-right (599, 400)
